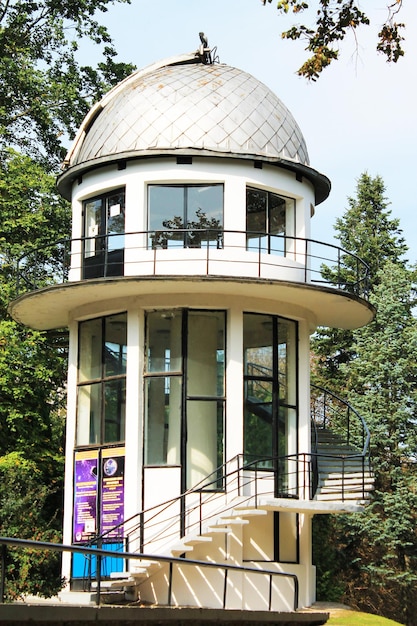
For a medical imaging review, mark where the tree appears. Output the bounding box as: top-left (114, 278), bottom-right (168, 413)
top-left (0, 150), bottom-right (70, 598)
top-left (0, 0), bottom-right (135, 163)
top-left (261, 1), bottom-right (405, 79)
top-left (0, 1), bottom-right (137, 597)
top-left (315, 262), bottom-right (417, 625)
top-left (312, 172), bottom-right (408, 391)
top-left (311, 172), bottom-right (417, 623)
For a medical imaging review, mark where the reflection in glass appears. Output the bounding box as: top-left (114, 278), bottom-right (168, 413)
top-left (246, 188), bottom-right (294, 255)
top-left (146, 310), bottom-right (182, 372)
top-left (145, 376), bottom-right (181, 465)
top-left (77, 383), bottom-right (101, 446)
top-left (105, 314), bottom-right (127, 377)
top-left (78, 318), bottom-right (102, 382)
top-left (243, 313), bottom-right (298, 484)
top-left (187, 311), bottom-right (225, 397)
top-left (148, 184), bottom-right (223, 249)
top-left (104, 379), bottom-right (126, 443)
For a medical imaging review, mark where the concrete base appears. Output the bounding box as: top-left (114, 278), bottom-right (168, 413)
top-left (0, 603), bottom-right (329, 625)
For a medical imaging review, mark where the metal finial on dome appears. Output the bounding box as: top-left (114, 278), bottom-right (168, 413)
top-left (198, 32), bottom-right (213, 64)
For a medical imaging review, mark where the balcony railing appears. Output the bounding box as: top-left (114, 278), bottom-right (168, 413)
top-left (14, 229), bottom-right (370, 300)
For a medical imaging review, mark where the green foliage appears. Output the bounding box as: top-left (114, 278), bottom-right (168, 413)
top-left (261, 1), bottom-right (405, 79)
top-left (0, 149), bottom-right (69, 597)
top-left (0, 0), bottom-right (135, 163)
top-left (312, 173), bottom-right (407, 391)
top-left (0, 453), bottom-right (64, 600)
top-left (312, 172), bottom-right (417, 624)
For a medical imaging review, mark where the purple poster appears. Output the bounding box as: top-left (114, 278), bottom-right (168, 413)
top-left (73, 450), bottom-right (99, 543)
top-left (100, 447), bottom-right (125, 539)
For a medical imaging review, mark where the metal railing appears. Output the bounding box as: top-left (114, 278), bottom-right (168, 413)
top-left (0, 537), bottom-right (299, 611)
top-left (311, 384), bottom-right (371, 501)
top-left (311, 384), bottom-right (370, 455)
top-left (14, 229), bottom-right (370, 300)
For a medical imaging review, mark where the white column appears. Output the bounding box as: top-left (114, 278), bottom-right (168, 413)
top-left (61, 320), bottom-right (78, 587)
top-left (124, 307), bottom-right (144, 524)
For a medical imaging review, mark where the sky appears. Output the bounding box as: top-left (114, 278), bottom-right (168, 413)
top-left (82, 0), bottom-right (417, 263)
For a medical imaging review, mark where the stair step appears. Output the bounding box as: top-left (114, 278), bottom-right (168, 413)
top-left (214, 518), bottom-right (250, 527)
top-left (205, 526), bottom-right (234, 534)
top-left (92, 579), bottom-right (136, 590)
top-left (183, 535), bottom-right (213, 546)
top-left (170, 544), bottom-right (194, 556)
top-left (230, 507), bottom-right (268, 517)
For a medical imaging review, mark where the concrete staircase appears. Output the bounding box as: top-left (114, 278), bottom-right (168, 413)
top-left (314, 428), bottom-right (374, 502)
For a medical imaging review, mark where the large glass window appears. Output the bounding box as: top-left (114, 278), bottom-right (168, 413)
top-left (76, 313), bottom-right (127, 446)
top-left (144, 309), bottom-right (225, 489)
top-left (246, 188), bottom-right (295, 254)
top-left (83, 188), bottom-right (125, 278)
top-left (243, 313), bottom-right (298, 495)
top-left (148, 184), bottom-right (223, 249)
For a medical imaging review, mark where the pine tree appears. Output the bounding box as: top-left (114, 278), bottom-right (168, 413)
top-left (318, 263), bottom-right (417, 625)
top-left (312, 172), bottom-right (407, 392)
top-left (312, 173), bottom-right (417, 624)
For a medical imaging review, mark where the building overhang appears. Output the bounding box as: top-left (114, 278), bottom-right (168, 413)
top-left (56, 150), bottom-right (331, 205)
top-left (9, 276), bottom-right (375, 331)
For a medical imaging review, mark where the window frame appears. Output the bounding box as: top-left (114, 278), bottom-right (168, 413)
top-left (246, 187), bottom-right (295, 255)
top-left (76, 312), bottom-right (127, 447)
top-left (147, 183), bottom-right (224, 250)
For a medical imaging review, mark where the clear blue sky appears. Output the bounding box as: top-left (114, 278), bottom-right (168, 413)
top-left (79, 0), bottom-right (417, 264)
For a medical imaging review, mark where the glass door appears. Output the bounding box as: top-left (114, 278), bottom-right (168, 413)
top-left (83, 189), bottom-right (125, 278)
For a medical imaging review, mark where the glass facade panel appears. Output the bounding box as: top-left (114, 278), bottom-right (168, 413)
top-left (104, 379), bottom-right (126, 443)
top-left (187, 400), bottom-right (224, 487)
top-left (144, 376), bottom-right (181, 466)
top-left (187, 311), bottom-right (225, 397)
top-left (77, 383), bottom-right (101, 446)
top-left (146, 310), bottom-right (182, 373)
top-left (104, 314), bottom-right (127, 377)
top-left (78, 318), bottom-right (102, 382)
top-left (244, 379), bottom-right (273, 466)
top-left (144, 309), bottom-right (226, 488)
top-left (148, 184), bottom-right (223, 249)
top-left (77, 313), bottom-right (127, 446)
top-left (246, 188), bottom-right (294, 255)
top-left (83, 188), bottom-right (125, 278)
top-left (243, 313), bottom-right (298, 487)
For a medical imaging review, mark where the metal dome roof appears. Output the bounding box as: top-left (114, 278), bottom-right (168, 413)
top-left (58, 54), bottom-right (330, 203)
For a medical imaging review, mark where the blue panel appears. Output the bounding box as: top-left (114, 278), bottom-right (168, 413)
top-left (71, 543), bottom-right (124, 579)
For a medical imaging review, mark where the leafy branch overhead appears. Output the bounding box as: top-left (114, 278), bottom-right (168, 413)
top-left (261, 0), bottom-right (405, 79)
top-left (0, 0), bottom-right (136, 163)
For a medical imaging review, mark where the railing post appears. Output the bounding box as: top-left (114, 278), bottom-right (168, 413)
top-left (168, 562), bottom-right (173, 606)
top-left (223, 568), bottom-right (228, 609)
top-left (1, 544), bottom-right (6, 603)
top-left (268, 573), bottom-right (273, 610)
top-left (96, 552), bottom-right (101, 605)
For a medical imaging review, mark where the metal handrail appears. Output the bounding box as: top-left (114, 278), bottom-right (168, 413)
top-left (14, 229), bottom-right (370, 300)
top-left (311, 384), bottom-right (371, 456)
top-left (0, 536), bottom-right (299, 611)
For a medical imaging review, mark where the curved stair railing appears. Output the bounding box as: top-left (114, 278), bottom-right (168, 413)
top-left (74, 385), bottom-right (372, 604)
top-left (310, 384), bottom-right (372, 500)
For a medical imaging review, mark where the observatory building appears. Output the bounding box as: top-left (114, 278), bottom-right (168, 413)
top-left (9, 39), bottom-right (374, 611)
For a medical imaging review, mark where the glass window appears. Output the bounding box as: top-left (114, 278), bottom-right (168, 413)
top-left (246, 188), bottom-right (294, 255)
top-left (243, 313), bottom-right (298, 489)
top-left (76, 313), bottom-right (127, 446)
top-left (148, 184), bottom-right (223, 249)
top-left (144, 309), bottom-right (226, 489)
top-left (83, 188), bottom-right (125, 278)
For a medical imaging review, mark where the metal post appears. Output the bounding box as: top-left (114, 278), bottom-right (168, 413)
top-left (96, 553), bottom-right (101, 606)
top-left (1, 545), bottom-right (6, 603)
top-left (168, 562), bottom-right (173, 606)
top-left (268, 573), bottom-right (273, 610)
top-left (223, 568), bottom-right (228, 609)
